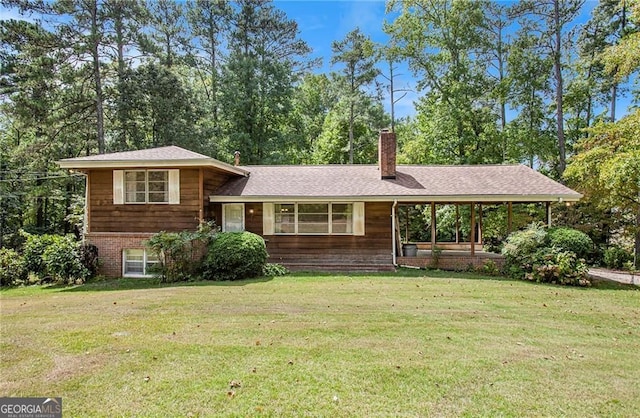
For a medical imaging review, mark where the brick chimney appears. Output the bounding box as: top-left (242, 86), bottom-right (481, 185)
top-left (234, 151), bottom-right (240, 166)
top-left (378, 129), bottom-right (396, 179)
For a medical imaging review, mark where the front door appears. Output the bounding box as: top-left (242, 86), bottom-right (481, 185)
top-left (223, 203), bottom-right (245, 232)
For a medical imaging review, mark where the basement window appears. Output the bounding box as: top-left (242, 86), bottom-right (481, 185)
top-left (123, 249), bottom-right (159, 277)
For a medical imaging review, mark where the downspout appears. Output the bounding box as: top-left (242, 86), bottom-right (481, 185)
top-left (81, 172), bottom-right (88, 243)
top-left (392, 199), bottom-right (398, 266)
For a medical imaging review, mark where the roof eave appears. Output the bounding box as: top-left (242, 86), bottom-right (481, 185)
top-left (58, 158), bottom-right (249, 176)
top-left (209, 194), bottom-right (583, 203)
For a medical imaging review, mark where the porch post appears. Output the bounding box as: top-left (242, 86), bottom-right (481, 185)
top-left (431, 202), bottom-right (436, 250)
top-left (478, 204), bottom-right (483, 245)
top-left (546, 202), bottom-right (552, 227)
top-left (198, 168), bottom-right (204, 223)
top-left (470, 202), bottom-right (476, 256)
top-left (455, 204), bottom-right (460, 243)
top-left (507, 202), bottom-right (513, 234)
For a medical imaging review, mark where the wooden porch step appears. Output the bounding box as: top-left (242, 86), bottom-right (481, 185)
top-left (282, 263), bottom-right (396, 273)
top-left (269, 256), bottom-right (393, 265)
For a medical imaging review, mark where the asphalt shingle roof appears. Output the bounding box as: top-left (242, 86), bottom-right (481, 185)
top-left (57, 146), bottom-right (249, 175)
top-left (213, 164), bottom-right (582, 202)
top-left (59, 146), bottom-right (211, 162)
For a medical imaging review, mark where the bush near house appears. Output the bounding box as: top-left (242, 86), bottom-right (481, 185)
top-left (547, 227), bottom-right (594, 261)
top-left (0, 248), bottom-right (27, 286)
top-left (603, 245), bottom-right (633, 270)
top-left (204, 231), bottom-right (268, 281)
top-left (502, 223), bottom-right (591, 286)
top-left (7, 232), bottom-right (92, 286)
top-left (146, 222), bottom-right (218, 283)
top-left (41, 235), bottom-right (90, 284)
top-left (21, 231), bottom-right (57, 276)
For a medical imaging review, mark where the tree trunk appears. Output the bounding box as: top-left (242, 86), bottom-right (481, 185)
top-left (349, 100), bottom-right (354, 164)
top-left (636, 201), bottom-right (640, 270)
top-left (389, 61), bottom-right (395, 133)
top-left (610, 83), bottom-right (617, 122)
top-left (90, 0), bottom-right (105, 154)
top-left (553, 0), bottom-right (566, 176)
top-left (114, 7), bottom-right (128, 150)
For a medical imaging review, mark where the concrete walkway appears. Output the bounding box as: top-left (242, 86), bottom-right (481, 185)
top-left (589, 268), bottom-right (639, 286)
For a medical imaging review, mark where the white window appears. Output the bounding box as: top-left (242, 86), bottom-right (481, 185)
top-left (272, 203), bottom-right (358, 235)
top-left (123, 249), bottom-right (159, 277)
top-left (223, 203), bottom-right (245, 232)
top-left (113, 169), bottom-right (180, 205)
top-left (331, 203), bottom-right (353, 234)
top-left (125, 170), bottom-right (168, 203)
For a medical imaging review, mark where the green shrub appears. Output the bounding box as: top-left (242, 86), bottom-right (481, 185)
top-left (547, 227), bottom-right (593, 261)
top-left (502, 222), bottom-right (547, 277)
top-left (80, 244), bottom-right (99, 277)
top-left (21, 231), bottom-right (57, 276)
top-left (603, 246), bottom-right (633, 270)
top-left (204, 232), bottom-right (268, 281)
top-left (526, 249), bottom-right (590, 287)
top-left (263, 263), bottom-right (288, 277)
top-left (41, 235), bottom-right (90, 285)
top-left (502, 223), bottom-right (590, 286)
top-left (477, 259), bottom-right (500, 276)
top-left (146, 222), bottom-right (218, 282)
top-left (20, 231), bottom-right (90, 284)
top-left (0, 248), bottom-right (27, 286)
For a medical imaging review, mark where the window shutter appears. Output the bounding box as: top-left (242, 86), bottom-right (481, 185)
top-left (113, 170), bottom-right (124, 204)
top-left (168, 169), bottom-right (180, 204)
top-left (353, 202), bottom-right (365, 236)
top-left (263, 203), bottom-right (274, 235)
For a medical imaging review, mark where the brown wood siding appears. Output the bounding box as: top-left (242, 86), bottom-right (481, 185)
top-left (203, 169), bottom-right (232, 224)
top-left (245, 203), bottom-right (263, 235)
top-left (246, 202), bottom-right (392, 254)
top-left (89, 168), bottom-right (201, 233)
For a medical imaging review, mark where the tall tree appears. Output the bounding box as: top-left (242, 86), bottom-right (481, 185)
top-left (330, 28), bottom-right (379, 164)
top-left (386, 0), bottom-right (498, 164)
top-left (506, 31), bottom-right (556, 167)
top-left (103, 0), bottom-right (149, 151)
top-left (55, 0), bottom-right (110, 154)
top-left (483, 2), bottom-right (512, 161)
top-left (1, 17), bottom-right (87, 235)
top-left (148, 0), bottom-right (187, 68)
top-left (186, 0), bottom-right (231, 129)
top-left (567, 0), bottom-right (640, 267)
top-left (512, 0), bottom-right (585, 176)
top-left (219, 0), bottom-right (311, 164)
top-left (290, 73), bottom-right (337, 163)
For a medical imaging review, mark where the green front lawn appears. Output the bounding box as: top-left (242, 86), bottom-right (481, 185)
top-left (1, 272), bottom-right (639, 416)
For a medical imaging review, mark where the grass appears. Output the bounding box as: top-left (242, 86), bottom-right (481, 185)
top-left (1, 270), bottom-right (639, 417)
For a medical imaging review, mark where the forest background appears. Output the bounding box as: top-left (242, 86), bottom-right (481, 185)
top-left (1, 0), bottom-right (638, 262)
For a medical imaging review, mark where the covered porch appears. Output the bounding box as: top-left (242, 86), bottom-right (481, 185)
top-left (392, 200), bottom-right (561, 271)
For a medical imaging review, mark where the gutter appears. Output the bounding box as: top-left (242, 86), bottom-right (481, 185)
top-left (209, 194), bottom-right (582, 203)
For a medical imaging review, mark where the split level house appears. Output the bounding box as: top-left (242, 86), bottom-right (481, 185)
top-left (57, 131), bottom-right (582, 277)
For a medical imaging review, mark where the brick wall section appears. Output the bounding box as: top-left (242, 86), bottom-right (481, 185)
top-left (378, 131), bottom-right (396, 179)
top-left (397, 253), bottom-right (505, 271)
top-left (86, 232), bottom-right (155, 277)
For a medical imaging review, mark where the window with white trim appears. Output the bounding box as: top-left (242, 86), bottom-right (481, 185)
top-left (223, 203), bottom-right (245, 232)
top-left (123, 249), bottom-right (159, 277)
top-left (273, 203), bottom-right (355, 235)
top-left (125, 170), bottom-right (168, 203)
top-left (113, 169), bottom-right (179, 205)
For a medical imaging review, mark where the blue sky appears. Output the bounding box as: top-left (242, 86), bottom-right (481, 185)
top-left (275, 0), bottom-right (419, 118)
